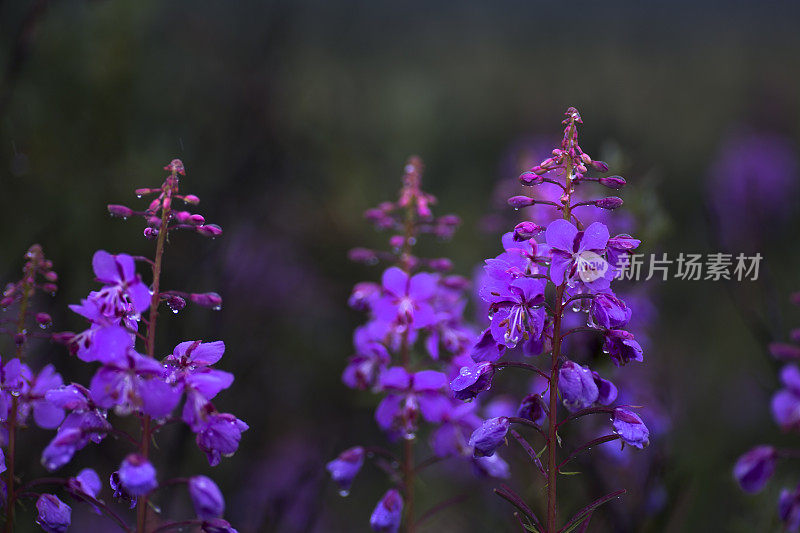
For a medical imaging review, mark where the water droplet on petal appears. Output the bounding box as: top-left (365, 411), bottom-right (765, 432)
top-left (338, 489), bottom-right (350, 497)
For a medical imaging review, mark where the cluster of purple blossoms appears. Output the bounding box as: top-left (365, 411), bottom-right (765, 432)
top-left (735, 291), bottom-right (800, 531)
top-left (330, 157), bottom-right (512, 532)
top-left (0, 160), bottom-right (243, 532)
top-left (452, 108), bottom-right (650, 532)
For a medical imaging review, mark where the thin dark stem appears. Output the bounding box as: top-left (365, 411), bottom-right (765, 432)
top-left (400, 187), bottom-right (416, 533)
top-left (560, 326), bottom-right (604, 340)
top-left (415, 492), bottom-right (470, 527)
top-left (557, 435), bottom-right (620, 472)
top-left (494, 361), bottom-right (550, 381)
top-left (508, 417), bottom-right (547, 440)
top-left (556, 407), bottom-right (614, 431)
top-left (413, 455), bottom-right (445, 474)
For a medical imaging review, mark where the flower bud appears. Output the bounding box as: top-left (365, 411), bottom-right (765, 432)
top-left (428, 258), bottom-right (453, 272)
top-left (42, 282), bottom-right (58, 294)
top-left (517, 394), bottom-right (547, 426)
top-left (451, 362), bottom-right (494, 401)
top-left (594, 196), bottom-right (624, 210)
top-left (513, 221), bottom-right (543, 241)
top-left (612, 408), bottom-right (649, 449)
top-left (599, 175), bottom-right (626, 189)
top-left (165, 295), bottom-right (187, 313)
top-left (36, 494), bottom-right (71, 533)
top-left (440, 275), bottom-right (469, 290)
top-left (44, 271), bottom-right (58, 282)
top-left (326, 446), bottom-right (365, 495)
top-left (51, 332), bottom-right (75, 345)
top-left (143, 227), bottom-right (159, 240)
top-left (370, 489), bottom-right (403, 533)
top-left (591, 160), bottom-right (609, 172)
top-left (190, 292), bottom-right (222, 310)
top-left (770, 342), bottom-right (800, 361)
top-left (119, 454), bottom-right (158, 496)
top-left (135, 188), bottom-right (155, 197)
top-left (36, 313), bottom-right (52, 327)
top-left (388, 235), bottom-right (405, 249)
top-left (507, 196), bottom-right (536, 209)
top-left (164, 159), bottom-right (186, 175)
top-left (0, 296), bottom-right (13, 307)
top-left (189, 475), bottom-right (225, 519)
top-left (734, 446), bottom-right (776, 493)
top-left (364, 208), bottom-right (385, 222)
top-left (189, 214), bottom-right (205, 225)
top-left (183, 194), bottom-right (200, 204)
top-left (197, 224), bottom-right (223, 238)
top-left (519, 171), bottom-right (544, 186)
top-left (348, 248), bottom-right (377, 264)
top-left (175, 211), bottom-right (192, 223)
top-left (148, 216), bottom-right (162, 228)
top-left (108, 205), bottom-right (133, 218)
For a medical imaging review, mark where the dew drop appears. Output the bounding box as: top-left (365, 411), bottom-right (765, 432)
top-left (38, 323), bottom-right (48, 330)
top-left (136, 194), bottom-right (143, 199)
top-left (338, 490), bottom-right (350, 497)
top-left (212, 305), bottom-right (222, 311)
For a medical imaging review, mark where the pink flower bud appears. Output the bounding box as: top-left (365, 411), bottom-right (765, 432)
top-left (438, 215), bottom-right (461, 226)
top-left (135, 188), bottom-right (155, 197)
top-left (576, 164), bottom-right (588, 173)
top-left (441, 275), bottom-right (470, 290)
top-left (197, 224), bottom-right (223, 238)
top-left (183, 194), bottom-right (200, 204)
top-left (41, 283), bottom-right (58, 293)
top-left (348, 248), bottom-right (377, 264)
top-left (51, 331), bottom-right (75, 345)
top-left (188, 214), bottom-right (205, 225)
top-left (519, 172), bottom-right (544, 186)
top-left (44, 271), bottom-right (58, 282)
top-left (163, 197), bottom-right (172, 211)
top-left (388, 236), bottom-right (405, 249)
top-left (148, 216), bottom-right (162, 228)
top-left (108, 205), bottom-right (133, 218)
top-left (364, 209), bottom-right (385, 222)
top-left (594, 197), bottom-right (624, 210)
top-left (190, 292), bottom-right (222, 309)
top-left (164, 159), bottom-right (186, 175)
top-left (0, 296), bottom-right (14, 307)
top-left (591, 160), bottom-right (609, 172)
top-left (36, 313), bottom-right (52, 327)
top-left (175, 211), bottom-right (192, 223)
top-left (513, 221), bottom-right (544, 240)
top-left (581, 153), bottom-right (592, 164)
top-left (429, 258), bottom-right (453, 272)
top-left (599, 176), bottom-right (626, 189)
top-left (144, 227), bottom-right (159, 240)
top-left (148, 199), bottom-right (161, 212)
top-left (507, 196), bottom-right (536, 209)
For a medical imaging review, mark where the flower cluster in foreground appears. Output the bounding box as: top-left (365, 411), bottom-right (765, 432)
top-left (450, 108), bottom-right (650, 533)
top-left (1, 160), bottom-right (243, 532)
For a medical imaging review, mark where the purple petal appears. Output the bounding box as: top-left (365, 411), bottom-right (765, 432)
top-left (138, 380), bottom-right (180, 418)
top-left (545, 219), bottom-right (578, 252)
top-left (34, 400), bottom-right (66, 429)
top-left (382, 267), bottom-right (409, 297)
top-left (579, 222), bottom-right (610, 251)
top-left (92, 326), bottom-right (133, 364)
top-left (92, 251), bottom-right (119, 283)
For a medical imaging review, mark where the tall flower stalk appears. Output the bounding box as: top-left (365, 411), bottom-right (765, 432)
top-left (0, 159), bottom-right (245, 532)
top-left (451, 108), bottom-right (649, 532)
top-left (329, 157), bottom-right (510, 532)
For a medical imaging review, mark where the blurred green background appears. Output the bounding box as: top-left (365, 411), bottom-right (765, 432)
top-left (2, 0), bottom-right (800, 531)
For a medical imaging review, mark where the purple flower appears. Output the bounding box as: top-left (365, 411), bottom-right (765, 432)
top-left (189, 475), bottom-right (225, 519)
top-left (606, 234), bottom-right (641, 269)
top-left (25, 364), bottom-right (66, 429)
top-left (35, 494), bottom-right (71, 533)
top-left (110, 471), bottom-right (137, 508)
top-left (430, 402), bottom-right (481, 458)
top-left (373, 267), bottom-right (438, 328)
top-left (473, 454), bottom-right (511, 479)
top-left (517, 393), bottom-right (548, 426)
top-left (450, 362), bottom-right (495, 401)
top-left (612, 408), bottom-right (649, 449)
top-left (772, 365), bottom-right (800, 430)
top-left (591, 291), bottom-right (631, 329)
top-left (780, 484), bottom-right (800, 532)
top-left (469, 417), bottom-right (510, 457)
top-left (558, 361), bottom-right (599, 412)
top-left (470, 327), bottom-right (506, 363)
top-left (90, 351), bottom-right (180, 418)
top-left (546, 219), bottom-right (613, 290)
top-left (90, 250), bottom-right (152, 315)
top-left (196, 413), bottom-right (249, 466)
top-left (603, 329), bottom-right (644, 366)
top-left (326, 446), bottom-right (365, 494)
top-left (370, 489), bottom-right (403, 533)
top-left (375, 368), bottom-right (450, 438)
top-left (68, 468), bottom-right (102, 499)
top-left (342, 329), bottom-right (390, 390)
top-left (592, 371), bottom-right (618, 405)
top-left (733, 446), bottom-right (776, 493)
top-left (487, 277), bottom-right (546, 348)
top-left (119, 454), bottom-right (158, 496)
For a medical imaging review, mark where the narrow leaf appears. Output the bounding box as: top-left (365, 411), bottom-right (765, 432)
top-left (557, 489), bottom-right (626, 533)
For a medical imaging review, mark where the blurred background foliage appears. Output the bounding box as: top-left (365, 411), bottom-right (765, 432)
top-left (1, 0), bottom-right (800, 531)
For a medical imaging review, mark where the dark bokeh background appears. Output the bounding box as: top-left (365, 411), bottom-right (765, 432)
top-left (2, 1), bottom-right (800, 531)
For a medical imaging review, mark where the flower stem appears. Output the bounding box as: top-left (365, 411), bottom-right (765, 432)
top-left (4, 264), bottom-right (33, 533)
top-left (400, 181), bottom-right (416, 533)
top-left (137, 171), bottom-right (175, 533)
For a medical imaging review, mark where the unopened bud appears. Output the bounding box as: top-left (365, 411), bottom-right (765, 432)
top-left (594, 197), bottom-right (624, 210)
top-left (144, 227), bottom-right (159, 240)
top-left (441, 275), bottom-right (470, 290)
top-left (770, 342), bottom-right (800, 361)
top-left (348, 248), bottom-right (377, 264)
top-left (108, 205), bottom-right (133, 218)
top-left (44, 271), bottom-right (58, 282)
top-left (175, 211), bottom-right (192, 223)
top-left (591, 160), bottom-right (609, 172)
top-left (508, 196), bottom-right (536, 209)
top-left (183, 194), bottom-right (200, 204)
top-left (135, 188), bottom-right (155, 197)
top-left (388, 236), bottom-right (405, 249)
top-left (165, 295), bottom-right (187, 313)
top-left (513, 221), bottom-right (544, 240)
top-left (0, 296), bottom-right (14, 307)
top-left (147, 216), bottom-right (162, 228)
top-left (41, 283), bottom-right (58, 293)
top-left (164, 159), bottom-right (186, 175)
top-left (36, 313), bottom-right (52, 327)
top-left (197, 224), bottom-right (223, 238)
top-left (14, 333), bottom-right (25, 347)
top-left (519, 172), bottom-right (544, 186)
top-left (188, 214), bottom-right (205, 225)
top-left (364, 208), bottom-right (385, 222)
top-left (429, 258), bottom-right (453, 272)
top-left (51, 331), bottom-right (75, 345)
top-left (576, 164), bottom-right (588, 174)
top-left (190, 292), bottom-right (222, 309)
top-left (599, 176), bottom-right (626, 189)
